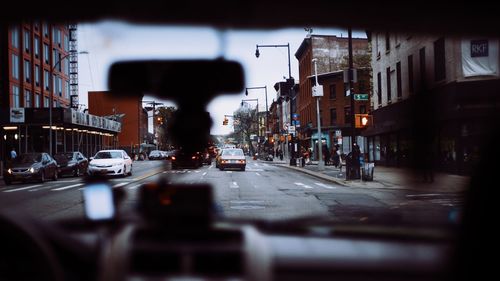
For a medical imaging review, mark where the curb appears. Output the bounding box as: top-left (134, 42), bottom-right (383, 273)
top-left (276, 164), bottom-right (350, 187)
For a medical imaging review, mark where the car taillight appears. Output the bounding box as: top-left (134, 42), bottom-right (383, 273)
top-left (192, 156), bottom-right (196, 160)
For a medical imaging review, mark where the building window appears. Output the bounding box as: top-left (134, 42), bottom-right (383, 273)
top-left (44, 70), bottom-right (50, 90)
top-left (25, 90), bottom-right (32, 107)
top-left (434, 37), bottom-right (446, 81)
top-left (344, 106), bottom-right (351, 124)
top-left (12, 86), bottom-right (20, 108)
top-left (385, 32), bottom-right (390, 53)
top-left (386, 67), bottom-right (392, 102)
top-left (377, 72), bottom-right (382, 105)
top-left (35, 65), bottom-right (40, 86)
top-left (408, 55), bottom-right (414, 94)
top-left (64, 34), bottom-right (69, 52)
top-left (44, 96), bottom-right (49, 108)
top-left (12, 54), bottom-right (20, 80)
top-left (34, 36), bottom-right (40, 58)
top-left (53, 27), bottom-right (62, 47)
top-left (44, 44), bottom-right (49, 64)
top-left (64, 59), bottom-right (70, 76)
top-left (58, 77), bottom-right (63, 96)
top-left (11, 26), bottom-right (20, 48)
top-left (43, 23), bottom-right (49, 38)
top-left (396, 61), bottom-right (402, 99)
top-left (359, 105), bottom-right (366, 114)
top-left (329, 84), bottom-right (337, 99)
top-left (24, 30), bottom-right (31, 53)
top-left (35, 93), bottom-right (41, 108)
top-left (330, 108), bottom-right (337, 126)
top-left (65, 80), bottom-right (70, 99)
top-left (24, 60), bottom-right (31, 83)
top-left (419, 47), bottom-right (426, 85)
top-left (375, 33), bottom-right (380, 58)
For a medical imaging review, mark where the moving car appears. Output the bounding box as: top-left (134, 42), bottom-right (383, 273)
top-left (171, 149), bottom-right (202, 169)
top-left (53, 152), bottom-right (88, 177)
top-left (218, 148), bottom-right (246, 171)
top-left (148, 150), bottom-right (164, 160)
top-left (87, 150), bottom-right (133, 177)
top-left (3, 153), bottom-right (58, 184)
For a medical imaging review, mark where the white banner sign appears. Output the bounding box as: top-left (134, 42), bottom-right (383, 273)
top-left (462, 38), bottom-right (499, 77)
top-left (10, 108), bottom-right (25, 123)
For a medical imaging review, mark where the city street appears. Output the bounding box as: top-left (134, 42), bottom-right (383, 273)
top-left (0, 158), bottom-right (463, 225)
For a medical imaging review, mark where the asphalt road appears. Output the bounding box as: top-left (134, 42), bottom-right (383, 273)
top-left (0, 158), bottom-right (463, 225)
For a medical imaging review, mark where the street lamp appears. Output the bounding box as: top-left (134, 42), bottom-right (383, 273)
top-left (143, 100), bottom-right (164, 149)
top-left (245, 86), bottom-right (268, 137)
top-left (255, 43), bottom-right (291, 79)
top-left (49, 50), bottom-right (88, 156)
top-left (312, 58), bottom-right (325, 170)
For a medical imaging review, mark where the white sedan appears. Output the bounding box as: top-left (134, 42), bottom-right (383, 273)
top-left (87, 150), bottom-right (133, 177)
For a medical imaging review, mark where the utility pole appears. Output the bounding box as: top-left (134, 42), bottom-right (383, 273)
top-left (312, 58), bottom-right (324, 170)
top-left (348, 27), bottom-right (355, 152)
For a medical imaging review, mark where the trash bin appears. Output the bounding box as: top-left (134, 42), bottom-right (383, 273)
top-left (362, 162), bottom-right (375, 181)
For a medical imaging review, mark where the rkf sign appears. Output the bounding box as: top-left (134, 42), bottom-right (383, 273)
top-left (471, 39), bottom-right (489, 57)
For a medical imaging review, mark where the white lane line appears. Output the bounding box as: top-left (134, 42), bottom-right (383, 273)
top-left (128, 184), bottom-right (142, 190)
top-left (202, 172), bottom-right (207, 176)
top-left (113, 182), bottom-right (128, 188)
top-left (263, 164), bottom-right (269, 167)
top-left (52, 183), bottom-right (84, 191)
top-left (294, 182), bottom-right (313, 189)
top-left (230, 181), bottom-right (239, 188)
top-left (255, 172), bottom-right (261, 176)
top-left (253, 163), bottom-right (260, 167)
top-left (3, 184), bottom-right (43, 193)
top-left (195, 170), bottom-right (200, 173)
top-left (47, 179), bottom-right (80, 183)
top-left (226, 171), bottom-right (232, 174)
top-left (246, 168), bottom-right (264, 172)
top-left (314, 182), bottom-right (336, 189)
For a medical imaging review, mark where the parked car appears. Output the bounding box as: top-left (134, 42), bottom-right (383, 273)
top-left (53, 152), bottom-right (88, 177)
top-left (3, 153), bottom-right (58, 185)
top-left (218, 148), bottom-right (246, 171)
top-left (148, 150), bottom-right (164, 160)
top-left (87, 150), bottom-right (133, 177)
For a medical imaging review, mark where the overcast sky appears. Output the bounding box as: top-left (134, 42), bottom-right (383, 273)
top-left (77, 21), bottom-right (366, 135)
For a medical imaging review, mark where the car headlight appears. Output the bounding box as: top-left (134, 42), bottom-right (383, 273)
top-left (7, 168), bottom-right (12, 174)
top-left (29, 167), bottom-right (36, 173)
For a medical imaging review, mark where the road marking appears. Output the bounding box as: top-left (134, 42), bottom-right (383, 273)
top-left (314, 182), bottom-right (336, 189)
top-left (47, 179), bottom-right (80, 183)
top-left (294, 182), bottom-right (313, 189)
top-left (263, 164), bottom-right (269, 167)
top-left (226, 171), bottom-right (232, 174)
top-left (255, 172), bottom-right (261, 176)
top-left (246, 168), bottom-right (264, 172)
top-left (52, 183), bottom-right (84, 191)
top-left (253, 163), bottom-right (260, 167)
top-left (202, 172), bottom-right (207, 176)
top-left (128, 184), bottom-right (142, 190)
top-left (195, 170), bottom-right (200, 173)
top-left (113, 182), bottom-right (128, 188)
top-left (3, 184), bottom-right (42, 193)
top-left (406, 194), bottom-right (442, 198)
top-left (230, 181), bottom-right (239, 188)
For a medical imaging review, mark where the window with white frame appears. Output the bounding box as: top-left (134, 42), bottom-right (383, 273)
top-left (24, 60), bottom-right (31, 83)
top-left (35, 65), bottom-right (40, 86)
top-left (12, 86), bottom-right (20, 108)
top-left (11, 26), bottom-right (20, 48)
top-left (25, 90), bottom-right (32, 107)
top-left (35, 93), bottom-right (41, 108)
top-left (34, 36), bottom-right (40, 58)
top-left (12, 54), bottom-right (20, 80)
top-left (44, 69), bottom-right (50, 90)
top-left (24, 30), bottom-right (31, 53)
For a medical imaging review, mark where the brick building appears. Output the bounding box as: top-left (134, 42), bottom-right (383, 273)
top-left (88, 91), bottom-right (149, 155)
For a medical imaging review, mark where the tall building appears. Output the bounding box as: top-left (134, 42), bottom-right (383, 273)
top-left (0, 23), bottom-right (119, 162)
top-left (366, 32), bottom-right (500, 174)
top-left (294, 34), bottom-right (370, 158)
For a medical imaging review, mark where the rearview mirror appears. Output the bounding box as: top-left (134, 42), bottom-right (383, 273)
top-left (108, 59), bottom-right (245, 100)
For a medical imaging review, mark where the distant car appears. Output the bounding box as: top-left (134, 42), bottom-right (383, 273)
top-left (149, 150), bottom-right (164, 160)
top-left (53, 152), bottom-right (88, 177)
top-left (171, 150), bottom-right (202, 169)
top-left (87, 150), bottom-right (133, 177)
top-left (218, 148), bottom-right (246, 171)
top-left (3, 153), bottom-right (58, 185)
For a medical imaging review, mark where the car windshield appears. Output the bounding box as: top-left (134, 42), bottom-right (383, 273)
top-left (54, 153), bottom-right (74, 162)
top-left (94, 151), bottom-right (122, 159)
top-left (222, 149), bottom-right (244, 156)
top-left (0, 19), bottom-right (484, 230)
top-left (12, 154), bottom-right (42, 164)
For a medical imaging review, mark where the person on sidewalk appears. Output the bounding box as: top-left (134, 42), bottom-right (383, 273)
top-left (323, 144), bottom-right (330, 166)
top-left (332, 145), bottom-right (340, 168)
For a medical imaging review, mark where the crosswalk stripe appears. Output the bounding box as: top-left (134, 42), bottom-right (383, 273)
top-left (3, 184), bottom-right (42, 193)
top-left (52, 183), bottom-right (84, 191)
top-left (294, 182), bottom-right (313, 189)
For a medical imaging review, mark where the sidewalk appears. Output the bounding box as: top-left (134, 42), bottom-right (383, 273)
top-left (260, 158), bottom-right (470, 193)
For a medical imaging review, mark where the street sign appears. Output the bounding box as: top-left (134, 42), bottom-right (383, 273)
top-left (288, 125), bottom-right (296, 134)
top-left (312, 85), bottom-right (324, 97)
top-left (354, 93), bottom-right (369, 101)
top-left (292, 113), bottom-right (299, 120)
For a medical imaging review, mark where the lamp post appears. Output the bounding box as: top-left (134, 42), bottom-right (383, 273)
top-left (245, 86), bottom-right (268, 137)
top-left (49, 51), bottom-right (88, 156)
top-left (312, 58), bottom-right (324, 170)
top-left (255, 43), bottom-right (297, 165)
top-left (143, 100), bottom-right (164, 149)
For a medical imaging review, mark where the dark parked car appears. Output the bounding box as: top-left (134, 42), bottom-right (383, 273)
top-left (3, 153), bottom-right (58, 185)
top-left (53, 152), bottom-right (88, 177)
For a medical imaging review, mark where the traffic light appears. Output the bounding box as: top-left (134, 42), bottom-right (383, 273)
top-left (222, 117), bottom-right (228, 125)
top-left (355, 114), bottom-right (372, 128)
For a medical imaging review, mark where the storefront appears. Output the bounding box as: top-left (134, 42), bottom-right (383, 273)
top-left (0, 108), bottom-right (122, 163)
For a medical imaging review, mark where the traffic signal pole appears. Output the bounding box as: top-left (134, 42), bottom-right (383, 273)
top-left (348, 27), bottom-right (356, 152)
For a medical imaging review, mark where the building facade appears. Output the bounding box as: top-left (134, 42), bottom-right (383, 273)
top-left (88, 91), bottom-right (149, 155)
top-left (294, 34), bottom-right (370, 159)
top-left (366, 32), bottom-right (500, 174)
